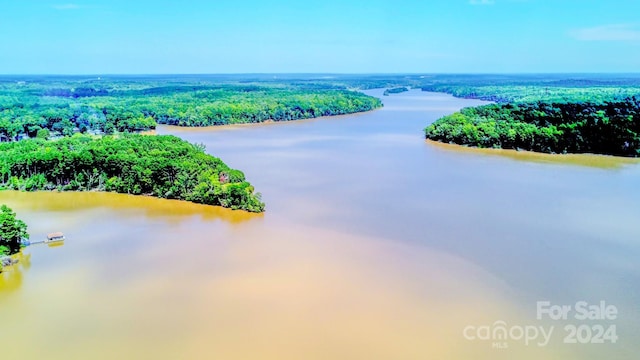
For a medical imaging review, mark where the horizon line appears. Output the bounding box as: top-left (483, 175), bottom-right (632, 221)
top-left (2, 72), bottom-right (640, 77)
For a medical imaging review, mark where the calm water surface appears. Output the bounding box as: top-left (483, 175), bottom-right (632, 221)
top-left (1, 90), bottom-right (639, 359)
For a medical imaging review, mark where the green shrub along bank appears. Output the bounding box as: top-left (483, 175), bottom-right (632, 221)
top-left (0, 205), bottom-right (29, 257)
top-left (0, 135), bottom-right (265, 212)
top-left (425, 98), bottom-right (640, 157)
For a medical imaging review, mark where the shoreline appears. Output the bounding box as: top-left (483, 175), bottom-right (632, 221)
top-left (425, 139), bottom-right (640, 169)
top-left (156, 107), bottom-right (383, 132)
top-left (0, 189), bottom-right (263, 222)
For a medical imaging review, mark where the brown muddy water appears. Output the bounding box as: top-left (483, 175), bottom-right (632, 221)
top-left (1, 90), bottom-right (639, 359)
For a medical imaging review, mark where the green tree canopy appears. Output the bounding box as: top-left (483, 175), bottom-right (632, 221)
top-left (0, 205), bottom-right (29, 256)
top-left (0, 135), bottom-right (265, 212)
top-left (425, 98), bottom-right (640, 157)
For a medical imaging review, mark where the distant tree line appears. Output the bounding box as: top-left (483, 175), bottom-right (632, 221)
top-left (420, 85), bottom-right (640, 104)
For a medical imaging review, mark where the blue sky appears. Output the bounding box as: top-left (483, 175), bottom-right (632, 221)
top-left (1, 0), bottom-right (639, 74)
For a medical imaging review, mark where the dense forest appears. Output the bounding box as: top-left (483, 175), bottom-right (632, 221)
top-left (5, 75), bottom-right (640, 144)
top-left (425, 98), bottom-right (640, 157)
top-left (0, 135), bottom-right (265, 212)
top-left (0, 78), bottom-right (382, 141)
top-left (416, 74), bottom-right (640, 156)
top-left (5, 74), bottom-right (640, 159)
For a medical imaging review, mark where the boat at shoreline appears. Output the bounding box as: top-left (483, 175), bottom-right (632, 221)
top-left (45, 232), bottom-right (65, 244)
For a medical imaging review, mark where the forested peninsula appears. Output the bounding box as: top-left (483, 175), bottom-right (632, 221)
top-left (0, 80), bottom-right (382, 140)
top-left (417, 75), bottom-right (640, 157)
top-left (425, 99), bottom-right (640, 157)
top-left (0, 135), bottom-right (265, 212)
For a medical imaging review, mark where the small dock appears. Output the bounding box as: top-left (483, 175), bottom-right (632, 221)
top-left (21, 232), bottom-right (66, 247)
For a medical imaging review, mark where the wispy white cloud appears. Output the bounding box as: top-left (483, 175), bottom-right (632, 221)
top-left (569, 24), bottom-right (640, 41)
top-left (52, 3), bottom-right (81, 10)
top-left (469, 0), bottom-right (495, 5)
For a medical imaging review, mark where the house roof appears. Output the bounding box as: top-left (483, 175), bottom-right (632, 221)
top-left (47, 232), bottom-right (65, 239)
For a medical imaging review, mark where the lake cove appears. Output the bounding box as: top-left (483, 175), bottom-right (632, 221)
top-left (1, 89), bottom-right (638, 360)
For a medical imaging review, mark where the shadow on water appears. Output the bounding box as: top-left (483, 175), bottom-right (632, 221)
top-left (0, 242), bottom-right (65, 295)
top-left (0, 191), bottom-right (262, 224)
top-left (427, 139), bottom-right (640, 170)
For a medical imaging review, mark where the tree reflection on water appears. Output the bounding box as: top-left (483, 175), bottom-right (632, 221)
top-left (0, 252), bottom-right (31, 295)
